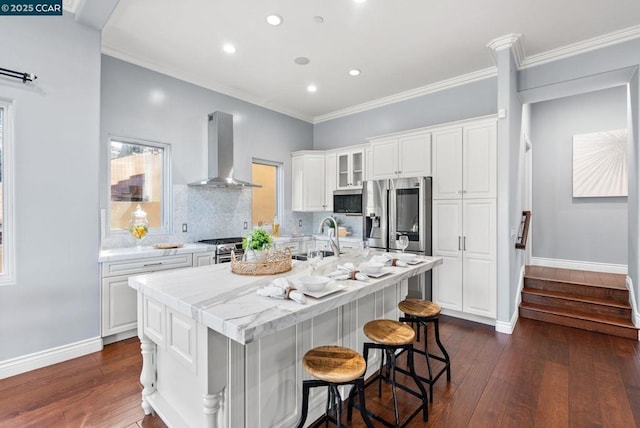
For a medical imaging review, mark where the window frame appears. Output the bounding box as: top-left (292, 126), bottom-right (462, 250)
top-left (106, 136), bottom-right (172, 238)
top-left (0, 98), bottom-right (16, 286)
top-left (252, 158), bottom-right (283, 226)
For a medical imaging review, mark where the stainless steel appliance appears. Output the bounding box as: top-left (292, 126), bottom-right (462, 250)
top-left (198, 237), bottom-right (244, 263)
top-left (333, 189), bottom-right (363, 214)
top-left (363, 176), bottom-right (432, 297)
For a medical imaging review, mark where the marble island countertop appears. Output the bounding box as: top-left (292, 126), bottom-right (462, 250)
top-left (98, 243), bottom-right (214, 263)
top-left (128, 253), bottom-right (442, 345)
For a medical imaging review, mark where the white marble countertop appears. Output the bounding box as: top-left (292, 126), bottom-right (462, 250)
top-left (128, 252), bottom-right (442, 345)
top-left (99, 243), bottom-right (214, 263)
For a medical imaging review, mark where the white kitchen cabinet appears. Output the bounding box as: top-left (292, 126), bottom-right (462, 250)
top-left (101, 253), bottom-right (194, 341)
top-left (324, 152), bottom-right (337, 211)
top-left (336, 148), bottom-right (365, 189)
top-left (432, 199), bottom-right (496, 318)
top-left (432, 119), bottom-right (496, 200)
top-left (193, 251), bottom-right (216, 267)
top-left (291, 151), bottom-right (332, 212)
top-left (369, 132), bottom-right (431, 180)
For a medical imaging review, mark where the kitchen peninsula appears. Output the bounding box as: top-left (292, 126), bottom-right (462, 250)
top-left (128, 254), bottom-right (442, 428)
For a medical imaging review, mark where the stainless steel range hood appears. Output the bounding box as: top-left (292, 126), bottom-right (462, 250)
top-left (188, 111), bottom-right (261, 188)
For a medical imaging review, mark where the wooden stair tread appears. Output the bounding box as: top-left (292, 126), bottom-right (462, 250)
top-left (521, 287), bottom-right (631, 309)
top-left (520, 302), bottom-right (637, 329)
top-left (525, 266), bottom-right (626, 290)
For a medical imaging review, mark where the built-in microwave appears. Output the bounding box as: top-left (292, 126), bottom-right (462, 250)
top-left (333, 189), bottom-right (362, 215)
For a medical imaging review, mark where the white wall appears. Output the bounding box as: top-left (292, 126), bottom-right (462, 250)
top-left (0, 14), bottom-right (101, 360)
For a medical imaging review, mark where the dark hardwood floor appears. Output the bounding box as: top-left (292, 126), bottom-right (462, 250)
top-left (1, 316), bottom-right (639, 427)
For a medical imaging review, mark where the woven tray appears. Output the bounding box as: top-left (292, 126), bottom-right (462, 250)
top-left (230, 248), bottom-right (293, 276)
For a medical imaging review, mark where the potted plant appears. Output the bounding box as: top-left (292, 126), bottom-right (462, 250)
top-left (324, 216), bottom-right (343, 237)
top-left (243, 227), bottom-right (273, 261)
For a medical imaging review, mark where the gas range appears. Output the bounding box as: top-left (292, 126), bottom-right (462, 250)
top-left (198, 237), bottom-right (244, 263)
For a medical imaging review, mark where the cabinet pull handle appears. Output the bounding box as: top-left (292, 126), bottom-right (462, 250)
top-left (458, 236), bottom-right (461, 251)
top-left (143, 262), bottom-right (163, 267)
top-left (463, 237), bottom-right (466, 251)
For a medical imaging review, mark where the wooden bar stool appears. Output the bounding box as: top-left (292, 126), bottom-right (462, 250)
top-left (295, 345), bottom-right (373, 428)
top-left (398, 299), bottom-right (451, 402)
top-left (349, 319), bottom-right (428, 428)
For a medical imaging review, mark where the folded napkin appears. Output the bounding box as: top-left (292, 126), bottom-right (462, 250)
top-left (257, 278), bottom-right (306, 304)
top-left (327, 263), bottom-right (369, 281)
top-left (370, 254), bottom-right (408, 267)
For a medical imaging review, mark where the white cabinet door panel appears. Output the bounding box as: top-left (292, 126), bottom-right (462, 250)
top-left (433, 256), bottom-right (463, 311)
top-left (305, 155), bottom-right (326, 211)
top-left (462, 199), bottom-right (496, 318)
top-left (101, 276), bottom-right (138, 336)
top-left (463, 257), bottom-right (496, 317)
top-left (433, 200), bottom-right (462, 257)
top-left (398, 133), bottom-right (431, 177)
top-left (432, 128), bottom-right (463, 199)
top-left (463, 121), bottom-right (496, 199)
top-left (370, 139), bottom-right (398, 180)
top-left (325, 152), bottom-right (337, 211)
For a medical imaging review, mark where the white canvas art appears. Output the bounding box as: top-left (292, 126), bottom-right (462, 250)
top-left (572, 129), bottom-right (628, 197)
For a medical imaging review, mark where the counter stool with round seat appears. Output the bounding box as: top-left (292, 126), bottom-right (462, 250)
top-left (397, 298), bottom-right (451, 402)
top-left (295, 345), bottom-right (373, 428)
top-left (349, 319), bottom-right (428, 428)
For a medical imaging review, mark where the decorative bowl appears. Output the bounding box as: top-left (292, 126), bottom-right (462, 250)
top-left (395, 253), bottom-right (417, 262)
top-left (358, 262), bottom-right (385, 274)
top-left (299, 275), bottom-right (331, 292)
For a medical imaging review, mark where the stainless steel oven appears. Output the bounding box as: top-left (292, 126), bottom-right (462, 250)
top-left (198, 238), bottom-right (244, 264)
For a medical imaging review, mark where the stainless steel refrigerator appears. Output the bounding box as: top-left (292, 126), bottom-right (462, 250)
top-left (363, 176), bottom-right (432, 298)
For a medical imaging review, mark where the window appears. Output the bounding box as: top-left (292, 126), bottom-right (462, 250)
top-left (252, 160), bottom-right (282, 227)
top-left (0, 99), bottom-right (15, 285)
top-left (108, 137), bottom-right (171, 235)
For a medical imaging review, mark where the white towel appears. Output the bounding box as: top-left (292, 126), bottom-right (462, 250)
top-left (327, 263), bottom-right (369, 281)
top-left (370, 254), bottom-right (408, 267)
top-left (257, 278), bottom-right (306, 304)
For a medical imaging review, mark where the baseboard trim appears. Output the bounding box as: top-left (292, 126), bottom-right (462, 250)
top-left (626, 276), bottom-right (640, 336)
top-left (495, 265), bottom-right (525, 335)
top-left (0, 337), bottom-right (103, 379)
top-left (440, 308), bottom-right (496, 327)
top-left (529, 257), bottom-right (627, 274)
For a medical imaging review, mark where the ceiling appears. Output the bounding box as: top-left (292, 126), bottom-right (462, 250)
top-left (100, 0), bottom-right (640, 123)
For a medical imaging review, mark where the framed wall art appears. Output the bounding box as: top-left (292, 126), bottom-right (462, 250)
top-left (572, 128), bottom-right (628, 197)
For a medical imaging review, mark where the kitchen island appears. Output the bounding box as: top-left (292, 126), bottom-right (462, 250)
top-left (128, 253), bottom-right (442, 428)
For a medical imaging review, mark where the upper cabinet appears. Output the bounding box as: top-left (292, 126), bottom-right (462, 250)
top-left (432, 119), bottom-right (496, 200)
top-left (292, 151), bottom-right (335, 212)
top-left (336, 148), bottom-right (365, 189)
top-left (369, 132), bottom-right (431, 180)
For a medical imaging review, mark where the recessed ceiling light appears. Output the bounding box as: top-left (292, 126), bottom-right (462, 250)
top-left (223, 43), bottom-right (236, 54)
top-left (349, 69), bottom-right (361, 76)
top-left (307, 85), bottom-right (317, 93)
top-left (266, 14), bottom-right (282, 26)
top-left (294, 57), bottom-right (310, 65)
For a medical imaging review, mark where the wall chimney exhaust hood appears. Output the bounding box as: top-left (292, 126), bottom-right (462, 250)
top-left (188, 111), bottom-right (261, 188)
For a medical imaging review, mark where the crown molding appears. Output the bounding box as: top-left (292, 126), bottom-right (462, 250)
top-left (520, 24), bottom-right (640, 69)
top-left (63, 0), bottom-right (79, 14)
top-left (101, 44), bottom-right (315, 123)
top-left (486, 33), bottom-right (525, 68)
top-left (313, 67), bottom-right (497, 124)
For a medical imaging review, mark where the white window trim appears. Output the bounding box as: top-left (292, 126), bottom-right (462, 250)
top-left (106, 136), bottom-right (172, 237)
top-left (0, 99), bottom-right (16, 286)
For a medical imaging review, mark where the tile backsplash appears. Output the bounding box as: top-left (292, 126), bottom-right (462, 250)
top-left (101, 184), bottom-right (315, 249)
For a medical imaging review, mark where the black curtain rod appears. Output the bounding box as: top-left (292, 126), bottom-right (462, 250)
top-left (0, 67), bottom-right (37, 83)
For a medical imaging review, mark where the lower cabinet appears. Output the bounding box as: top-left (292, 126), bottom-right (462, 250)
top-left (100, 251), bottom-right (215, 340)
top-left (432, 199), bottom-right (496, 319)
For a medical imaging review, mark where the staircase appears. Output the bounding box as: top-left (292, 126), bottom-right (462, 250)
top-left (519, 266), bottom-right (638, 340)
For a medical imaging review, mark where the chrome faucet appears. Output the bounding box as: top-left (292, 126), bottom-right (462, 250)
top-left (318, 216), bottom-right (340, 257)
